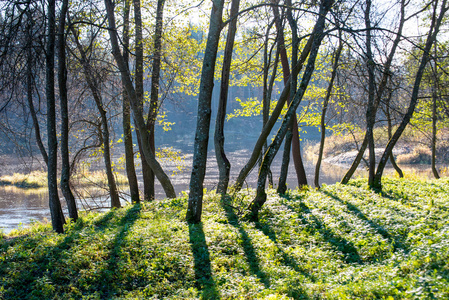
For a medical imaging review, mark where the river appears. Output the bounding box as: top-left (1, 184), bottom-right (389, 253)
top-left (0, 148), bottom-right (442, 233)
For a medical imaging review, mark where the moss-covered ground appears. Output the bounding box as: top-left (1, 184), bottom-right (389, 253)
top-left (1, 177), bottom-right (448, 299)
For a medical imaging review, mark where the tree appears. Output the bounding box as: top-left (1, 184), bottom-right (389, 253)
top-left (248, 0), bottom-right (334, 221)
top-left (104, 0), bottom-right (176, 199)
top-left (215, 0), bottom-right (240, 195)
top-left (372, 0), bottom-right (449, 189)
top-left (46, 0), bottom-right (65, 233)
top-left (186, 0), bottom-right (225, 223)
top-left (58, 0), bottom-right (78, 220)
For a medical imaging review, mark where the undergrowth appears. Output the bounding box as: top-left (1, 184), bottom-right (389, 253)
top-left (1, 177), bottom-right (448, 299)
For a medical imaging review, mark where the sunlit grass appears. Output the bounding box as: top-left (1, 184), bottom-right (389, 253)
top-left (1, 177), bottom-right (448, 299)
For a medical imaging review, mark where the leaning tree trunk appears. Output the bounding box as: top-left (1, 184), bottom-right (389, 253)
top-left (186, 0), bottom-right (225, 223)
top-left (58, 0), bottom-right (78, 220)
top-left (215, 0), bottom-right (240, 195)
top-left (234, 30), bottom-right (316, 192)
top-left (46, 0), bottom-right (65, 233)
top-left (248, 0), bottom-right (333, 221)
top-left (122, 0), bottom-right (140, 204)
top-left (104, 0), bottom-right (176, 198)
top-left (133, 0), bottom-right (154, 201)
top-left (372, 0), bottom-right (448, 189)
top-left (315, 33), bottom-right (342, 189)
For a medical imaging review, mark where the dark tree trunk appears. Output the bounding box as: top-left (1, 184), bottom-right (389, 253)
top-left (186, 0), bottom-right (225, 223)
top-left (215, 0), bottom-right (239, 195)
top-left (364, 0), bottom-right (377, 186)
top-left (122, 0), bottom-right (140, 204)
top-left (146, 0), bottom-right (166, 200)
top-left (234, 30), bottom-right (316, 192)
top-left (248, 0), bottom-right (333, 220)
top-left (315, 34), bottom-right (342, 189)
top-left (104, 0), bottom-right (176, 198)
top-left (46, 0), bottom-right (65, 233)
top-left (133, 0), bottom-right (154, 201)
top-left (58, 0), bottom-right (78, 220)
top-left (372, 0), bottom-right (448, 189)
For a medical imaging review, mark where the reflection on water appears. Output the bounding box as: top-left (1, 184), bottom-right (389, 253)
top-left (0, 149), bottom-right (443, 233)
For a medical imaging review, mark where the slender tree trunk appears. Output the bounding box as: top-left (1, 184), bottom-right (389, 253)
top-left (145, 0), bottom-right (166, 200)
top-left (122, 0), bottom-right (140, 203)
top-left (215, 0), bottom-right (239, 195)
top-left (104, 0), bottom-right (176, 198)
top-left (58, 0), bottom-right (78, 220)
top-left (248, 0), bottom-right (332, 220)
top-left (364, 0), bottom-right (377, 186)
top-left (234, 30), bottom-right (316, 192)
top-left (46, 0), bottom-right (65, 233)
top-left (26, 12), bottom-right (48, 166)
top-left (315, 35), bottom-right (343, 188)
top-left (372, 0), bottom-right (448, 189)
top-left (132, 0), bottom-right (154, 201)
top-left (186, 0), bottom-right (225, 223)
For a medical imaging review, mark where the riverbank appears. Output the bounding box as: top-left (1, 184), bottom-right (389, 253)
top-left (1, 177), bottom-right (448, 299)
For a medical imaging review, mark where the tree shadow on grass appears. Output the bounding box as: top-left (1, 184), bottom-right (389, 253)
top-left (0, 217), bottom-right (89, 298)
top-left (281, 194), bottom-right (362, 265)
top-left (188, 222), bottom-right (220, 299)
top-left (98, 204), bottom-right (141, 298)
top-left (220, 196), bottom-right (270, 289)
top-left (322, 190), bottom-right (409, 254)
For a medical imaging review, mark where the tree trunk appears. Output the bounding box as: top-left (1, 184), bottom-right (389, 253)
top-left (372, 0), bottom-right (448, 189)
top-left (186, 0), bottom-right (225, 223)
top-left (248, 0), bottom-right (333, 220)
top-left (132, 0), bottom-right (154, 201)
top-left (46, 0), bottom-right (65, 233)
top-left (58, 0), bottom-right (78, 220)
top-left (215, 0), bottom-right (239, 195)
top-left (315, 34), bottom-right (342, 189)
top-left (364, 0), bottom-right (377, 186)
top-left (273, 0), bottom-right (308, 191)
top-left (122, 0), bottom-right (140, 204)
top-left (234, 29), bottom-right (316, 192)
top-left (104, 0), bottom-right (176, 198)
top-left (342, 0), bottom-right (406, 184)
top-left (71, 28), bottom-right (121, 208)
top-left (145, 0), bottom-right (166, 200)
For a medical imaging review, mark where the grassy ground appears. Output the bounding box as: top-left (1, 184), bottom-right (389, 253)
top-left (1, 177), bottom-right (448, 299)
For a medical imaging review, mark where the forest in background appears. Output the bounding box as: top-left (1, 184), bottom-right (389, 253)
top-left (1, 0), bottom-right (449, 231)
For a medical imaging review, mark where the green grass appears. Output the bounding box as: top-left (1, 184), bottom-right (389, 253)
top-left (1, 177), bottom-right (449, 299)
